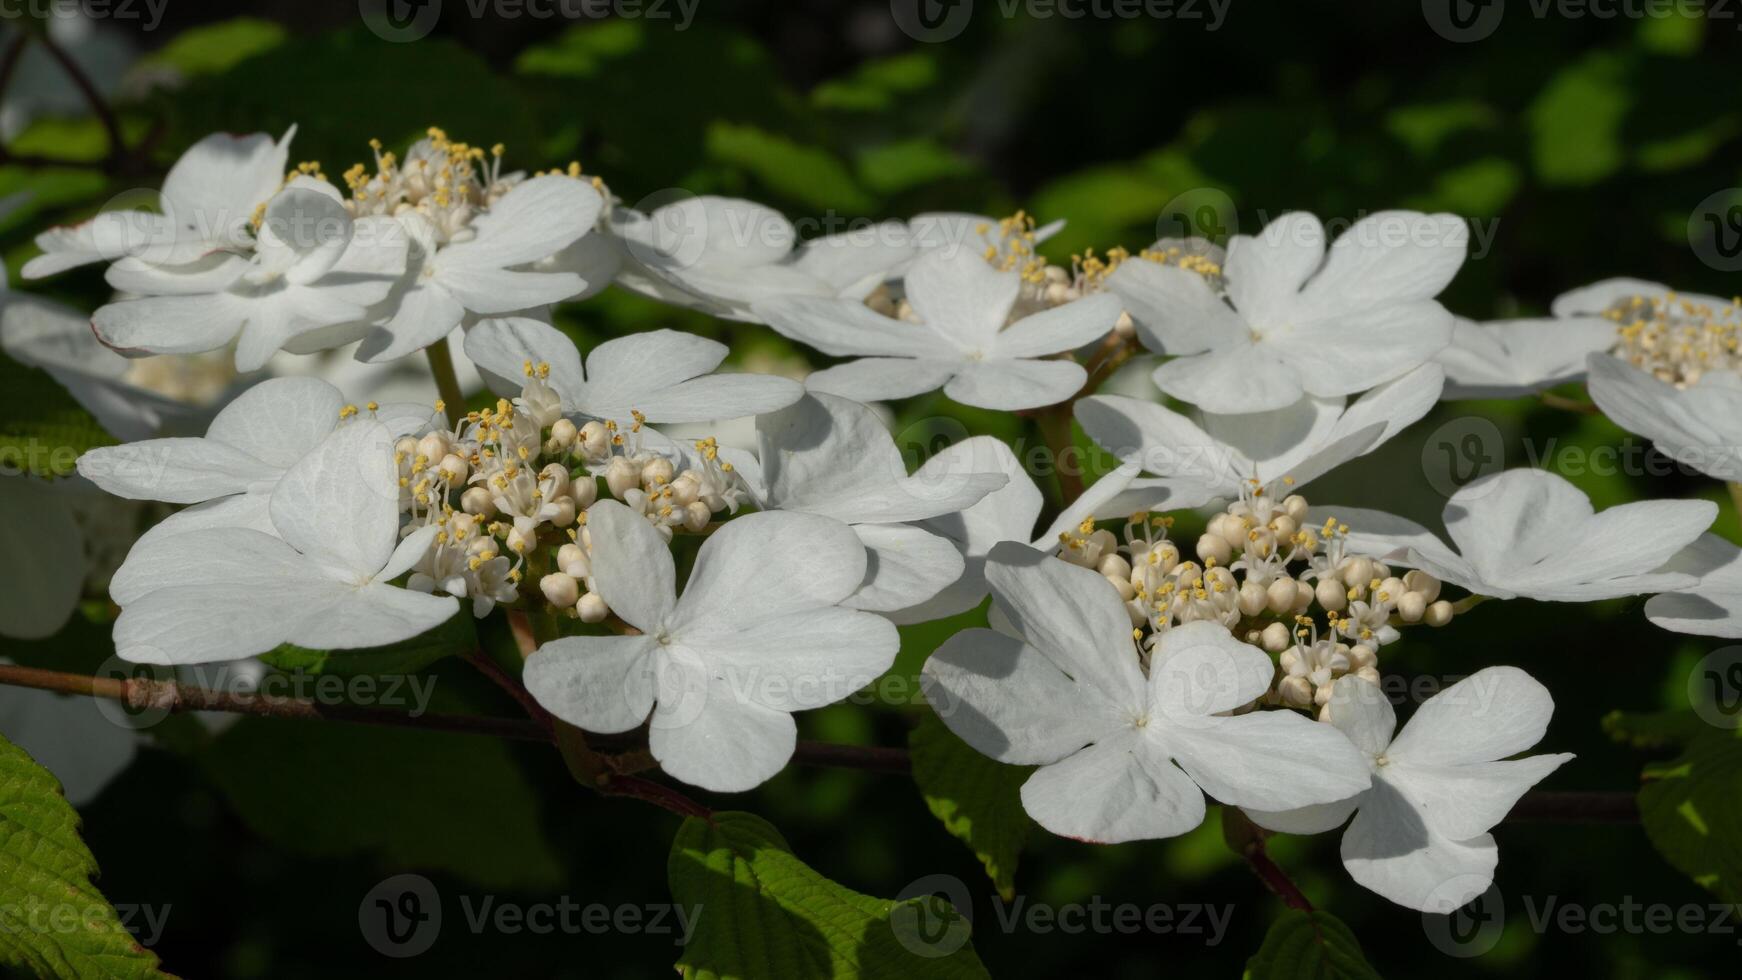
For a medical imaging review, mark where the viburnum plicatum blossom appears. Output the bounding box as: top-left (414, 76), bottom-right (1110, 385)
top-left (23, 127), bottom-right (296, 278)
top-left (1076, 364), bottom-right (1444, 509)
top-left (1105, 211), bottom-right (1465, 414)
top-left (107, 419), bottom-right (458, 664)
top-left (1644, 534), bottom-right (1742, 639)
top-left (755, 248), bottom-right (1123, 410)
top-left (1585, 353), bottom-right (1742, 483)
top-left (922, 543), bottom-right (1370, 844)
top-left (732, 393), bottom-right (1008, 612)
top-left (523, 500), bottom-right (900, 792)
top-left (1326, 469), bottom-right (1715, 601)
top-left (1556, 278), bottom-right (1740, 387)
top-left (348, 131), bottom-right (605, 361)
top-left (92, 181), bottom-right (409, 371)
top-left (885, 435), bottom-right (1152, 624)
top-left (77, 377), bottom-right (435, 551)
top-left (1435, 315), bottom-right (1616, 400)
top-left (609, 196), bottom-right (916, 320)
top-left (463, 316), bottom-right (803, 428)
top-left (1247, 670), bottom-right (1573, 913)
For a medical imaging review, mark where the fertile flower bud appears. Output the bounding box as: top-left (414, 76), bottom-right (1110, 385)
top-left (1269, 514), bottom-right (1298, 541)
top-left (1265, 577), bottom-right (1295, 615)
top-left (642, 457), bottom-right (675, 489)
top-left (1404, 569), bottom-right (1441, 603)
top-left (549, 418), bottom-right (578, 449)
top-left (540, 572), bottom-right (580, 608)
top-left (557, 543), bottom-right (589, 578)
top-left (1425, 600), bottom-right (1454, 627)
top-left (1291, 580), bottom-right (1313, 614)
top-left (1237, 580), bottom-right (1268, 618)
top-left (605, 457), bottom-right (641, 499)
top-left (395, 435), bottom-right (420, 458)
top-left (1348, 644), bottom-right (1377, 670)
top-left (1315, 577), bottom-right (1348, 611)
top-left (1261, 621), bottom-right (1291, 652)
top-left (577, 592), bottom-right (609, 623)
top-left (1353, 665), bottom-right (1381, 685)
top-left (1282, 494), bottom-right (1309, 521)
top-left (668, 473), bottom-right (701, 508)
top-left (570, 474), bottom-right (598, 509)
top-left (417, 432), bottom-right (449, 464)
top-left (461, 486), bottom-right (497, 516)
top-left (1196, 533), bottom-right (1232, 566)
top-left (1339, 556), bottom-right (1373, 588)
top-left (1109, 575), bottom-right (1136, 602)
top-left (438, 453), bottom-right (469, 482)
top-left (1379, 577), bottom-right (1407, 603)
top-left (682, 501), bottom-right (711, 533)
top-left (1098, 554), bottom-right (1132, 581)
top-left (506, 525), bottom-right (534, 555)
top-left (577, 421), bottom-right (611, 461)
top-left (547, 496), bottom-right (577, 528)
top-left (1396, 591), bottom-right (1427, 623)
top-left (539, 463), bottom-right (571, 498)
top-left (1278, 675), bottom-right (1313, 707)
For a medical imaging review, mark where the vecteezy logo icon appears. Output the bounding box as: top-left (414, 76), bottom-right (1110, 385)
top-left (1421, 879), bottom-right (1504, 958)
top-left (360, 0), bottom-right (442, 43)
top-left (1421, 0), bottom-right (1504, 43)
top-left (1155, 188), bottom-right (1238, 245)
top-left (1422, 416), bottom-right (1503, 500)
top-left (359, 874), bottom-right (442, 957)
top-left (891, 0), bottom-right (974, 43)
top-left (890, 874), bottom-right (974, 958)
top-left (1689, 190), bottom-right (1742, 272)
top-left (1691, 646), bottom-right (1742, 729)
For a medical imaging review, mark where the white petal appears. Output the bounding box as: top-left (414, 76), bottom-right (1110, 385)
top-left (1104, 259), bottom-right (1242, 356)
top-left (984, 541), bottom-right (1147, 714)
top-left (1646, 534), bottom-right (1742, 638)
top-left (357, 281), bottom-right (467, 363)
top-left (77, 438), bottom-right (274, 504)
top-left (1276, 364), bottom-right (1445, 488)
top-left (637, 196), bottom-right (795, 269)
top-left (1309, 505), bottom-right (1480, 592)
top-left (756, 294), bottom-right (953, 358)
top-left (805, 357), bottom-right (959, 402)
top-left (523, 635), bottom-right (658, 734)
top-left (111, 494), bottom-right (277, 604)
top-left (1276, 300), bottom-right (1454, 399)
top-left (92, 293), bottom-right (246, 358)
top-left (1341, 780), bottom-right (1499, 913)
top-left (944, 358), bottom-right (1087, 411)
top-left (1020, 730), bottom-right (1207, 843)
top-left (1147, 622), bottom-right (1275, 720)
top-left (205, 377), bottom-right (345, 469)
top-left (678, 608), bottom-right (898, 712)
top-left (579, 329), bottom-right (799, 422)
top-left (923, 627), bottom-right (1126, 764)
top-left (1551, 277), bottom-right (1673, 318)
top-left (672, 510), bottom-right (867, 629)
top-left (1298, 211), bottom-right (1467, 316)
top-left (1507, 498), bottom-right (1714, 598)
top-left (1165, 710), bottom-right (1371, 811)
top-left (789, 224), bottom-right (913, 294)
top-left (1385, 753), bottom-right (1574, 840)
top-left (1226, 212), bottom-right (1326, 325)
top-left (582, 500), bottom-right (678, 632)
top-left (1324, 675), bottom-right (1398, 758)
top-left (1443, 470), bottom-right (1591, 580)
top-left (1153, 341), bottom-right (1304, 415)
top-left (268, 420), bottom-right (402, 579)
top-left (437, 266), bottom-right (584, 315)
top-left (438, 175), bottom-right (601, 270)
top-left (1386, 666), bottom-right (1557, 767)
top-left (464, 316), bottom-right (587, 406)
top-left (1587, 354), bottom-right (1742, 482)
top-left (993, 293), bottom-right (1122, 358)
top-left (1075, 394), bottom-right (1241, 491)
top-left (1244, 796), bottom-right (1362, 837)
top-left (904, 248), bottom-right (1018, 352)
top-left (841, 522), bottom-right (964, 612)
top-left (159, 128), bottom-right (293, 246)
top-left (648, 675), bottom-right (796, 793)
top-left (1438, 317), bottom-right (1616, 399)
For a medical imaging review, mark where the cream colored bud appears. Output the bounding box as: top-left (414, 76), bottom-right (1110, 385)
top-left (1425, 600), bottom-right (1454, 627)
top-left (668, 473), bottom-right (701, 508)
top-left (1218, 515), bottom-right (1249, 550)
top-left (642, 457), bottom-right (675, 488)
top-left (1265, 577), bottom-right (1296, 615)
top-left (605, 457), bottom-right (640, 499)
top-left (557, 543), bottom-right (589, 579)
top-left (540, 463), bottom-right (571, 497)
top-left (1098, 554), bottom-right (1132, 581)
top-left (1283, 494), bottom-right (1309, 521)
top-left (540, 572), bottom-right (579, 608)
top-left (1113, 310), bottom-right (1136, 340)
top-left (1339, 557), bottom-right (1373, 588)
top-left (1238, 580), bottom-right (1268, 618)
top-left (683, 501), bottom-right (711, 532)
top-left (570, 475), bottom-right (598, 510)
top-left (417, 432), bottom-right (449, 464)
top-left (1379, 577), bottom-right (1407, 604)
top-left (1278, 675), bottom-right (1314, 707)
top-left (1315, 576), bottom-right (1348, 612)
top-left (1404, 570), bottom-right (1441, 603)
top-left (549, 418), bottom-right (578, 448)
top-left (577, 592), bottom-right (608, 623)
top-left (1261, 621), bottom-right (1292, 652)
top-left (438, 453), bottom-right (469, 482)
top-left (1246, 529), bottom-right (1276, 559)
top-left (1110, 575), bottom-right (1136, 602)
top-left (577, 421), bottom-right (611, 460)
top-left (1349, 644), bottom-right (1377, 670)
top-left (395, 435), bottom-right (420, 458)
top-left (1269, 514), bottom-right (1298, 541)
top-left (547, 496), bottom-right (577, 528)
top-left (461, 486), bottom-right (496, 516)
top-left (1196, 533), bottom-right (1232, 566)
top-left (1279, 647), bottom-right (1301, 673)
top-left (1354, 665), bottom-right (1381, 685)
top-left (1206, 566), bottom-right (1237, 594)
top-left (1314, 682), bottom-right (1334, 707)
top-left (1292, 579), bottom-right (1314, 614)
top-left (1396, 591), bottom-right (1427, 623)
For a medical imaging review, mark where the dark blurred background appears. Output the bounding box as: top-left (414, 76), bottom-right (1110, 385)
top-left (4, 1), bottom-right (1741, 976)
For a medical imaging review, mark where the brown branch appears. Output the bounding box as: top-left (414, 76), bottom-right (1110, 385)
top-left (1503, 790), bottom-right (1637, 823)
top-left (1224, 809), bottom-right (1313, 911)
top-left (464, 648), bottom-right (555, 734)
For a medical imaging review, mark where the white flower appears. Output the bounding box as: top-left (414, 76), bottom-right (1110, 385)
top-left (24, 126), bottom-right (296, 278)
top-left (77, 377), bottom-right (436, 554)
top-left (755, 248), bottom-right (1122, 410)
top-left (1586, 353), bottom-right (1742, 483)
top-left (730, 393), bottom-right (1008, 613)
top-left (1325, 468), bottom-right (1714, 601)
top-left (0, 477), bottom-right (87, 640)
top-left (1, 290), bottom-right (201, 441)
top-left (107, 419), bottom-right (458, 664)
top-left (356, 174), bottom-right (604, 362)
top-left (1076, 364), bottom-right (1444, 509)
top-left (522, 500), bottom-right (900, 792)
top-left (1557, 278), bottom-right (1738, 388)
top-left (611, 196), bottom-right (915, 320)
top-left (1247, 670), bottom-right (1573, 913)
top-left (922, 543), bottom-right (1370, 844)
top-left (92, 181), bottom-right (409, 371)
top-left (463, 316), bottom-right (803, 429)
top-left (1645, 534), bottom-right (1742, 639)
top-left (1435, 315), bottom-right (1615, 400)
top-left (884, 435), bottom-right (1152, 624)
top-left (1105, 211), bottom-right (1464, 414)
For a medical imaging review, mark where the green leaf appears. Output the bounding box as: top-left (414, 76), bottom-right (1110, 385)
top-left (0, 733), bottom-right (172, 979)
top-left (0, 352), bottom-right (116, 477)
top-left (138, 18), bottom-right (287, 78)
top-left (203, 715), bottom-right (559, 890)
top-left (1528, 53), bottom-right (1632, 186)
top-left (705, 122), bottom-right (873, 214)
top-left (669, 811), bottom-right (990, 979)
top-left (908, 713), bottom-right (1031, 901)
top-left (1638, 728), bottom-right (1742, 902)
top-left (812, 53), bottom-right (939, 113)
top-left (1602, 708), bottom-right (1707, 750)
top-left (856, 139), bottom-right (977, 196)
top-left (1244, 908), bottom-right (1382, 980)
top-left (260, 611), bottom-right (473, 676)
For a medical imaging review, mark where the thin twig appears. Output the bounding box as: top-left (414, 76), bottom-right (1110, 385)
top-left (34, 29), bottom-right (127, 171)
top-left (1537, 390), bottom-right (1599, 415)
top-left (464, 648), bottom-right (555, 733)
top-left (1224, 810), bottom-right (1313, 911)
